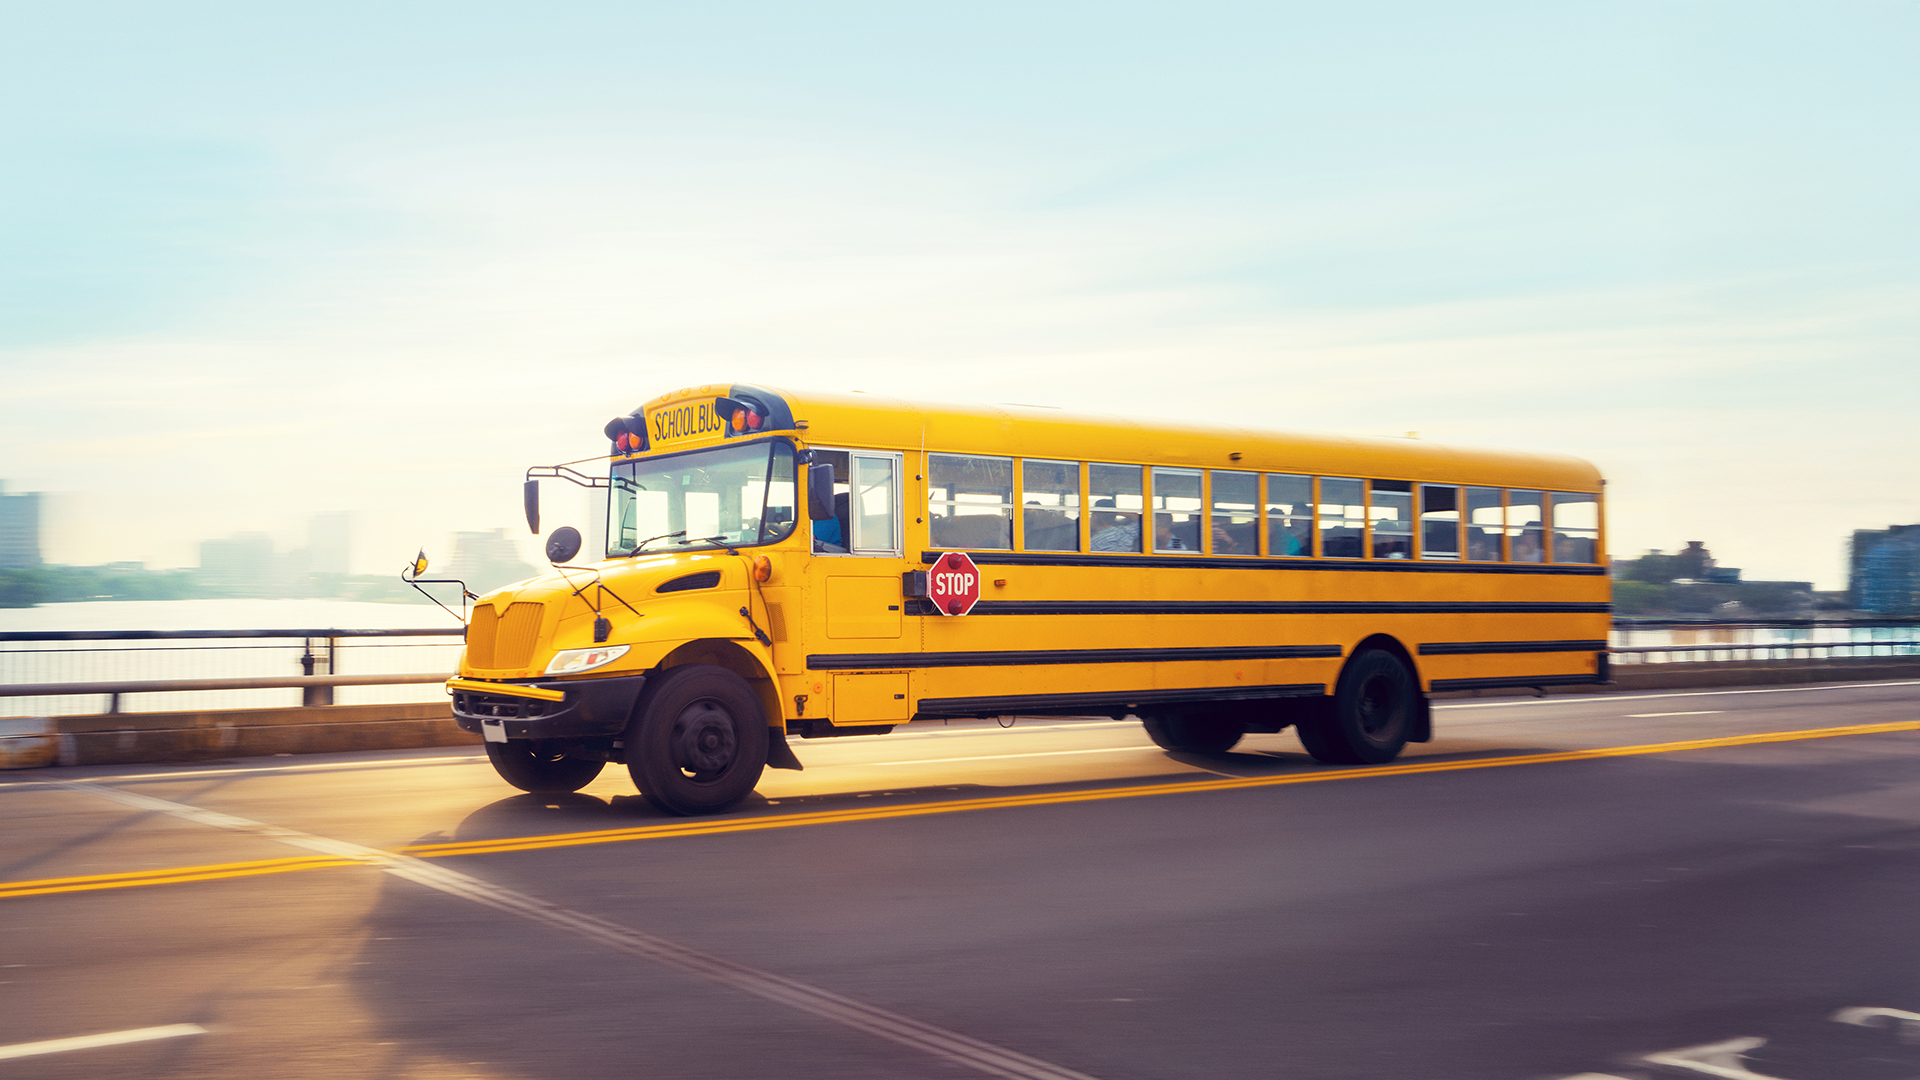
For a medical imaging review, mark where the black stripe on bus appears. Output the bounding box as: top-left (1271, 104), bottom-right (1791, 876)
top-left (1429, 674), bottom-right (1605, 691)
top-left (914, 683), bottom-right (1327, 717)
top-left (807, 644), bottom-right (1343, 671)
top-left (1418, 639), bottom-right (1609, 656)
top-left (956, 600), bottom-right (1611, 616)
top-left (922, 551), bottom-right (1608, 576)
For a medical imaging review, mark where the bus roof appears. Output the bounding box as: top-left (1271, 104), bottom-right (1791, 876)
top-left (635, 383), bottom-right (1602, 492)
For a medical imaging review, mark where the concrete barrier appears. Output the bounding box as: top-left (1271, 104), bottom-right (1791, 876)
top-left (3, 657), bottom-right (1917, 770)
top-left (1430, 657), bottom-right (1920, 699)
top-left (0, 702), bottom-right (478, 769)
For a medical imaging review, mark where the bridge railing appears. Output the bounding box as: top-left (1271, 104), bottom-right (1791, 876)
top-left (0, 628), bottom-right (464, 716)
top-left (4, 620), bottom-right (1920, 717)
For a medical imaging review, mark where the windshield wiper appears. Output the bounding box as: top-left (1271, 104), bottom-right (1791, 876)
top-left (679, 535), bottom-right (741, 555)
top-left (623, 530), bottom-right (686, 556)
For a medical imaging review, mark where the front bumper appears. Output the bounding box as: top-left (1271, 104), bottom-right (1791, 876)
top-left (450, 673), bottom-right (648, 741)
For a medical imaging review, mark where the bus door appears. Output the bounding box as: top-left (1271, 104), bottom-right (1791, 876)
top-left (809, 449), bottom-right (913, 725)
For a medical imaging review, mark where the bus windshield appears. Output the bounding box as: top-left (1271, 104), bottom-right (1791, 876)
top-left (607, 440), bottom-right (798, 557)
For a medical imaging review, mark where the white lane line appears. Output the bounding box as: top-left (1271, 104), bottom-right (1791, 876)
top-left (42, 778), bottom-right (1103, 1080)
top-left (62, 755), bottom-right (488, 784)
top-left (1436, 680), bottom-right (1920, 710)
top-left (1625, 711), bottom-right (1725, 718)
top-left (0, 1023), bottom-right (208, 1061)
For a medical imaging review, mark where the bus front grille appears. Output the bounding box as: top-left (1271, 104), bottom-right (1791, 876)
top-left (467, 602), bottom-right (545, 669)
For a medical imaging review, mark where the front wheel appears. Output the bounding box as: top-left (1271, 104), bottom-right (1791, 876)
top-left (627, 665), bottom-right (769, 816)
top-left (485, 740), bottom-right (605, 794)
top-left (1141, 713), bottom-right (1244, 754)
top-left (1295, 648), bottom-right (1415, 765)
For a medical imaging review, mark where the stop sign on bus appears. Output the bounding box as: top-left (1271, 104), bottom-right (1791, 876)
top-left (929, 551), bottom-right (982, 616)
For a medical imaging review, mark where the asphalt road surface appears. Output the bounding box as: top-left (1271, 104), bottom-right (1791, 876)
top-left (5, 679), bottom-right (1920, 1080)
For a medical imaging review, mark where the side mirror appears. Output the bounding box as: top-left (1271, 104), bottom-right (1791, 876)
top-left (545, 526), bottom-right (582, 564)
top-left (807, 463), bottom-right (836, 521)
top-left (523, 479), bottom-right (541, 535)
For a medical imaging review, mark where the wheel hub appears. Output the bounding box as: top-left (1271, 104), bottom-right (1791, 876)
top-left (673, 701), bottom-right (737, 774)
top-left (1357, 675), bottom-right (1399, 737)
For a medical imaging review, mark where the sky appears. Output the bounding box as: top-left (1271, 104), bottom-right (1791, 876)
top-left (1, 1), bottom-right (1915, 589)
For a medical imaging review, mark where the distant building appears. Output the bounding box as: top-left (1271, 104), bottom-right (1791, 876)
top-left (198, 533), bottom-right (276, 596)
top-left (0, 482), bottom-right (43, 569)
top-left (307, 512), bottom-right (350, 577)
top-left (447, 529), bottom-right (537, 594)
top-left (1852, 525), bottom-right (1920, 615)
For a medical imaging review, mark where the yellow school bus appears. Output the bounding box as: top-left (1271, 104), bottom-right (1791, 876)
top-left (446, 382), bottom-right (1608, 815)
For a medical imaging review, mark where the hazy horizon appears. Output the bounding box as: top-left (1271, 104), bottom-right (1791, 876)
top-left (4, 3), bottom-right (1916, 591)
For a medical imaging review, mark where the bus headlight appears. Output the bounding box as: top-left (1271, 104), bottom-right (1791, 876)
top-left (544, 644), bottom-right (630, 675)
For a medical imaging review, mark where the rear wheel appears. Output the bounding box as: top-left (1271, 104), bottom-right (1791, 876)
top-left (1295, 648), bottom-right (1415, 765)
top-left (1141, 712), bottom-right (1244, 754)
top-left (627, 665), bottom-right (769, 816)
top-left (485, 740), bottom-right (605, 794)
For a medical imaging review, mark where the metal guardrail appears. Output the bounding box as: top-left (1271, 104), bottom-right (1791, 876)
top-left (0, 628), bottom-right (464, 716)
top-left (4, 620), bottom-right (1919, 716)
top-left (0, 673), bottom-right (454, 713)
top-left (1611, 642), bottom-right (1920, 664)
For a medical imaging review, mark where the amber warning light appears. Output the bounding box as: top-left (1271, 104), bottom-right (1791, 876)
top-left (603, 413), bottom-right (648, 454)
top-left (715, 396), bottom-right (767, 434)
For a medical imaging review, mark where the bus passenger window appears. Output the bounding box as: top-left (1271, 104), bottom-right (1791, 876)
top-left (1318, 477), bottom-right (1365, 558)
top-left (1266, 474), bottom-right (1312, 556)
top-left (928, 454), bottom-right (1013, 550)
top-left (1088, 464), bottom-right (1144, 553)
top-left (1465, 487), bottom-right (1503, 561)
top-left (849, 454), bottom-right (899, 554)
top-left (1210, 471), bottom-right (1258, 555)
top-left (1021, 459), bottom-right (1080, 552)
top-left (1550, 492), bottom-right (1599, 563)
top-left (1419, 484), bottom-right (1460, 560)
top-left (1151, 468), bottom-right (1202, 552)
top-left (1370, 480), bottom-right (1413, 559)
top-left (1508, 489), bottom-right (1545, 563)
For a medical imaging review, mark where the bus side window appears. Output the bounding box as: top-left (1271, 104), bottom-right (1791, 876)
top-left (1318, 477), bottom-right (1365, 558)
top-left (1508, 489), bottom-right (1545, 563)
top-left (1265, 473), bottom-right (1312, 556)
top-left (1551, 491), bottom-right (1599, 563)
top-left (928, 454), bottom-right (1013, 550)
top-left (1465, 486), bottom-right (1503, 561)
top-left (1088, 464), bottom-right (1144, 553)
top-left (1151, 467), bottom-right (1203, 553)
top-left (1210, 470), bottom-right (1258, 555)
top-left (1021, 459), bottom-right (1080, 552)
top-left (1419, 484), bottom-right (1460, 560)
top-left (1370, 480), bottom-right (1413, 559)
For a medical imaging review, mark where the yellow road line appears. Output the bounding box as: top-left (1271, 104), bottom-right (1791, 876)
top-left (404, 718), bottom-right (1920, 858)
top-left (8, 718), bottom-right (1916, 897)
top-left (0, 855), bottom-right (363, 899)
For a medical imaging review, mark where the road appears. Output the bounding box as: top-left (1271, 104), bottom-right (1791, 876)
top-left (4, 679), bottom-right (1920, 1080)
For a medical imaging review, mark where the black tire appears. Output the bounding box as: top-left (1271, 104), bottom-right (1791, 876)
top-left (1141, 713), bottom-right (1244, 754)
top-left (1295, 648), bottom-right (1416, 765)
top-left (626, 665), bottom-right (769, 816)
top-left (485, 740), bottom-right (605, 794)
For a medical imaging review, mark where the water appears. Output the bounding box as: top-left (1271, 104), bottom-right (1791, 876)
top-left (0, 599), bottom-right (466, 719)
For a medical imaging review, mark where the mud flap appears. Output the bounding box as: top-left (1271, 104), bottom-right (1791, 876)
top-left (766, 728), bottom-right (804, 770)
